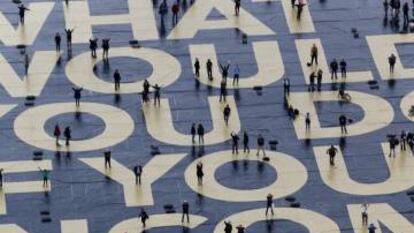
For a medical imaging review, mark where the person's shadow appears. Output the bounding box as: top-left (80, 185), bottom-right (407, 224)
top-left (339, 136), bottom-right (346, 149)
top-left (160, 17), bottom-right (166, 38)
top-left (197, 145), bottom-right (205, 157)
top-left (75, 111), bottom-right (82, 120)
top-left (103, 60), bottom-right (110, 72)
top-left (114, 93), bottom-right (121, 104)
top-left (266, 219), bottom-right (274, 232)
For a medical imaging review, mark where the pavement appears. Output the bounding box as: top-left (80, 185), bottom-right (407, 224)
top-left (0, 0), bottom-right (414, 232)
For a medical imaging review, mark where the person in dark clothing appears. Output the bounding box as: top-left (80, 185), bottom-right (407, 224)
top-left (206, 59), bottom-right (213, 80)
top-left (142, 79), bottom-right (151, 103)
top-left (197, 124), bottom-right (204, 144)
top-left (63, 126), bottom-right (71, 146)
top-left (0, 169), bottom-right (3, 188)
top-left (305, 112), bottom-right (311, 131)
top-left (113, 69), bottom-right (121, 91)
top-left (143, 80), bottom-right (151, 93)
top-left (54, 33), bottom-right (61, 51)
top-left (220, 80), bottom-right (227, 102)
top-left (317, 69), bottom-right (323, 91)
top-left (257, 134), bottom-right (266, 156)
top-left (411, 0), bottom-right (414, 16)
top-left (219, 62), bottom-right (230, 80)
top-left (194, 58), bottom-right (200, 77)
top-left (297, 1), bottom-right (304, 20)
top-left (235, 0), bottom-right (241, 16)
top-left (236, 225), bottom-right (245, 233)
top-left (54, 124), bottom-right (61, 146)
top-left (196, 162), bottom-right (203, 185)
top-left (388, 135), bottom-right (398, 157)
top-left (388, 54), bottom-right (396, 74)
top-left (330, 59), bottom-right (339, 80)
top-left (172, 2), bottom-right (179, 25)
top-left (224, 221), bottom-right (233, 233)
top-left (223, 105), bottom-right (231, 126)
top-left (64, 28), bottom-right (74, 50)
top-left (340, 59), bottom-right (347, 78)
top-left (338, 88), bottom-right (350, 101)
top-left (102, 39), bottom-right (110, 60)
top-left (401, 130), bottom-right (407, 151)
top-left (231, 132), bottom-right (239, 154)
top-left (384, 0), bottom-right (389, 17)
top-left (233, 65), bottom-right (240, 86)
top-left (361, 203), bottom-right (369, 225)
top-left (243, 131), bottom-right (250, 153)
top-left (310, 44), bottom-right (318, 65)
top-left (18, 4), bottom-right (30, 24)
top-left (391, 0), bottom-right (396, 16)
top-left (24, 54), bottom-right (30, 75)
top-left (309, 71), bottom-right (316, 92)
top-left (191, 123), bottom-right (196, 144)
top-left (152, 84), bottom-right (161, 106)
top-left (159, 0), bottom-right (168, 19)
top-left (181, 201), bottom-right (190, 223)
top-left (368, 223), bottom-right (377, 233)
top-left (265, 193), bottom-right (274, 216)
top-left (139, 209), bottom-right (149, 228)
top-left (104, 151), bottom-right (111, 168)
top-left (89, 38), bottom-right (98, 58)
top-left (326, 145), bottom-right (338, 166)
top-left (72, 87), bottom-right (83, 107)
top-left (339, 115), bottom-right (348, 134)
top-left (395, 0), bottom-right (401, 18)
top-left (403, 2), bottom-right (410, 25)
top-left (407, 132), bottom-right (414, 150)
top-left (134, 165), bottom-right (143, 185)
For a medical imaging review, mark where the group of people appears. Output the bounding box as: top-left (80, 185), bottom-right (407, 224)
top-left (190, 123), bottom-right (267, 158)
top-left (157, 0), bottom-right (243, 27)
top-left (191, 123), bottom-right (206, 144)
top-left (53, 124), bottom-right (72, 146)
top-left (224, 221), bottom-right (247, 233)
top-left (194, 59), bottom-right (241, 86)
top-left (384, 0), bottom-right (413, 29)
top-left (307, 44), bottom-right (348, 90)
top-left (283, 43), bottom-right (352, 136)
top-left (189, 105), bottom-right (233, 145)
top-left (138, 201), bottom-right (190, 228)
top-left (103, 151), bottom-right (143, 184)
top-left (387, 130), bottom-right (414, 157)
top-left (141, 80), bottom-right (162, 106)
top-left (302, 111), bottom-right (350, 135)
top-left (223, 193), bottom-right (275, 233)
top-left (307, 68), bottom-right (323, 92)
top-left (329, 58), bottom-right (347, 80)
top-left (71, 79), bottom-right (163, 107)
top-left (139, 200), bottom-right (191, 228)
top-left (0, 167), bottom-right (50, 189)
top-left (230, 131), bottom-right (251, 154)
top-left (53, 29), bottom-right (111, 59)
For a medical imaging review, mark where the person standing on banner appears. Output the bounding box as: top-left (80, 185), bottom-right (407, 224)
top-left (296, 0), bottom-right (306, 20)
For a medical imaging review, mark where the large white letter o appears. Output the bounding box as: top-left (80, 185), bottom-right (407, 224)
top-left (14, 102), bottom-right (134, 152)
